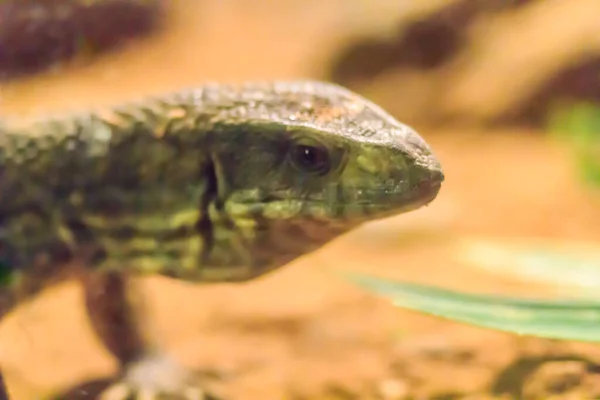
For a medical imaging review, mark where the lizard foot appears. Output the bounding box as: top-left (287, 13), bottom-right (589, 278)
top-left (99, 354), bottom-right (221, 400)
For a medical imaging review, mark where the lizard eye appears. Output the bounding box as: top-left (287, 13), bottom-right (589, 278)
top-left (289, 139), bottom-right (331, 175)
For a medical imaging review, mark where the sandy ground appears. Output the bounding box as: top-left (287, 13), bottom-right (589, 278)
top-left (1, 1), bottom-right (600, 399)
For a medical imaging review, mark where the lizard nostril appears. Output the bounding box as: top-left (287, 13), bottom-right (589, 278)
top-left (413, 164), bottom-right (444, 186)
top-left (431, 168), bottom-right (445, 184)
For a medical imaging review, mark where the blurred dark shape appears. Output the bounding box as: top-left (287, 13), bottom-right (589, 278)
top-left (329, 0), bottom-right (537, 84)
top-left (505, 56), bottom-right (600, 126)
top-left (0, 0), bottom-right (166, 81)
top-left (330, 1), bottom-right (475, 84)
top-left (328, 0), bottom-right (599, 129)
top-left (491, 355), bottom-right (600, 399)
top-left (394, 1), bottom-right (474, 69)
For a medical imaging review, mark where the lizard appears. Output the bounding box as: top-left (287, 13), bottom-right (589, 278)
top-left (0, 80), bottom-right (444, 400)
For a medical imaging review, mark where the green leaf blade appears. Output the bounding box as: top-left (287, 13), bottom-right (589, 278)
top-left (345, 273), bottom-right (600, 343)
top-left (456, 238), bottom-right (600, 298)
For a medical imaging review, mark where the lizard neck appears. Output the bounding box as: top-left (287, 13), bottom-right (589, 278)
top-left (193, 199), bottom-right (353, 283)
top-left (149, 153), bottom-right (355, 283)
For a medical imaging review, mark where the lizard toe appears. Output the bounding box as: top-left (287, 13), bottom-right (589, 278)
top-left (98, 354), bottom-right (220, 400)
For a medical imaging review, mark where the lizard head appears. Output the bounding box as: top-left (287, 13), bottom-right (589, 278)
top-left (196, 81), bottom-right (444, 282)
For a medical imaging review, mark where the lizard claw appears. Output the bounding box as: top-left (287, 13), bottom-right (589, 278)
top-left (98, 354), bottom-right (221, 400)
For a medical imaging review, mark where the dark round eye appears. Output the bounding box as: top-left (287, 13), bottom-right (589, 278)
top-left (289, 142), bottom-right (331, 175)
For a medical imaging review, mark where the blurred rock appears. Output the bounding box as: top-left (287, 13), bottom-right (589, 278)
top-left (515, 56), bottom-right (600, 125)
top-left (328, 0), bottom-right (600, 128)
top-left (523, 361), bottom-right (600, 399)
top-left (330, 0), bottom-right (537, 83)
top-left (0, 0), bottom-right (166, 81)
top-left (330, 0), bottom-right (483, 83)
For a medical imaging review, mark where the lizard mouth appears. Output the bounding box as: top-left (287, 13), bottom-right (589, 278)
top-left (414, 180), bottom-right (442, 206)
top-left (347, 179), bottom-right (442, 219)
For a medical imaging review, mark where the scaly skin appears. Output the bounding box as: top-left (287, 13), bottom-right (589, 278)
top-left (0, 80), bottom-right (443, 400)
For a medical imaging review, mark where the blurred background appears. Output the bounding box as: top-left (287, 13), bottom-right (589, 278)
top-left (1, 0), bottom-right (600, 398)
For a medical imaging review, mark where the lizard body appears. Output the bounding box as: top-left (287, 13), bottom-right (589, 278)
top-left (0, 80), bottom-right (443, 399)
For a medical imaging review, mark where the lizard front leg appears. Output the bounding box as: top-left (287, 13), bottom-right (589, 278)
top-left (81, 271), bottom-right (219, 400)
top-left (0, 373), bottom-right (9, 400)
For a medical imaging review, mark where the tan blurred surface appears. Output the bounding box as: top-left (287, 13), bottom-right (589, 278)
top-left (1, 1), bottom-right (600, 399)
